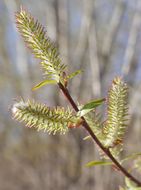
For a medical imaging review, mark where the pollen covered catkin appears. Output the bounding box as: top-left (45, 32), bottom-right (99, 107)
top-left (12, 99), bottom-right (81, 134)
top-left (103, 77), bottom-right (128, 148)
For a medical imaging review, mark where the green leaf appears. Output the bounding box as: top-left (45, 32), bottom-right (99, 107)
top-left (119, 187), bottom-right (126, 190)
top-left (83, 135), bottom-right (91, 140)
top-left (67, 70), bottom-right (82, 80)
top-left (121, 177), bottom-right (141, 190)
top-left (82, 98), bottom-right (105, 109)
top-left (125, 177), bottom-right (141, 190)
top-left (77, 98), bottom-right (105, 117)
top-left (86, 160), bottom-right (112, 167)
top-left (121, 153), bottom-right (141, 164)
top-left (32, 80), bottom-right (57, 90)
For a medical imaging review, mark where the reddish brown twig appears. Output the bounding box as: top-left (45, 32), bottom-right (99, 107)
top-left (58, 82), bottom-right (141, 187)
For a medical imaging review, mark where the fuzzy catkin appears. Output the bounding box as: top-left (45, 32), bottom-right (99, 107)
top-left (16, 7), bottom-right (66, 83)
top-left (103, 77), bottom-right (128, 148)
top-left (12, 99), bottom-right (81, 134)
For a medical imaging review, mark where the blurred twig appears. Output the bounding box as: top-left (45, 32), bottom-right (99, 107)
top-left (88, 22), bottom-right (101, 97)
top-left (71, 0), bottom-right (94, 100)
top-left (122, 0), bottom-right (141, 76)
top-left (102, 0), bottom-right (126, 57)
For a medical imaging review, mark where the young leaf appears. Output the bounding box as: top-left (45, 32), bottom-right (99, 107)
top-left (134, 157), bottom-right (141, 173)
top-left (32, 80), bottom-right (57, 90)
top-left (86, 160), bottom-right (112, 167)
top-left (121, 153), bottom-right (141, 164)
top-left (83, 135), bottom-right (91, 140)
top-left (77, 98), bottom-right (105, 117)
top-left (84, 111), bottom-right (104, 141)
top-left (67, 70), bottom-right (82, 80)
top-left (125, 177), bottom-right (141, 190)
top-left (11, 99), bottom-right (82, 134)
top-left (119, 187), bottom-right (126, 190)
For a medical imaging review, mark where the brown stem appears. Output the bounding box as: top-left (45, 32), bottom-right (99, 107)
top-left (58, 82), bottom-right (141, 187)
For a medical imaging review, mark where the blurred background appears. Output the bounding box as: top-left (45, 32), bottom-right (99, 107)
top-left (0, 0), bottom-right (141, 189)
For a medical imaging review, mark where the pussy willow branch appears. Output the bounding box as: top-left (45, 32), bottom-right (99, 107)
top-left (58, 82), bottom-right (141, 186)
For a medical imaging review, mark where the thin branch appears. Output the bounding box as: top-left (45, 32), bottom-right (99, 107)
top-left (57, 0), bottom-right (69, 65)
top-left (58, 82), bottom-right (141, 187)
top-left (71, 0), bottom-right (94, 99)
top-left (75, 0), bottom-right (93, 59)
top-left (100, 0), bottom-right (126, 82)
top-left (102, 0), bottom-right (126, 56)
top-left (88, 23), bottom-right (101, 97)
top-left (122, 0), bottom-right (141, 76)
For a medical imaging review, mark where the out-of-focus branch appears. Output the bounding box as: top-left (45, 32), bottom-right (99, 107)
top-left (88, 23), bottom-right (101, 97)
top-left (71, 0), bottom-right (94, 99)
top-left (75, 0), bottom-right (93, 58)
top-left (122, 0), bottom-right (141, 76)
top-left (4, 0), bottom-right (33, 97)
top-left (45, 1), bottom-right (57, 41)
top-left (102, 0), bottom-right (126, 57)
top-left (57, 0), bottom-right (69, 66)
